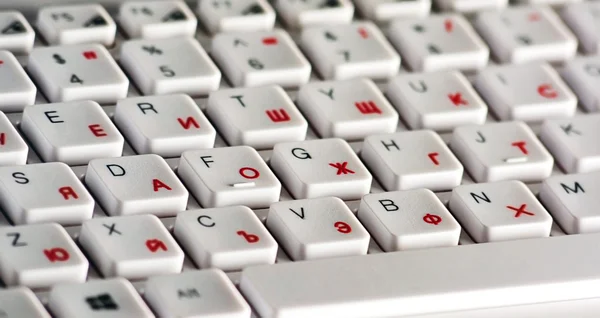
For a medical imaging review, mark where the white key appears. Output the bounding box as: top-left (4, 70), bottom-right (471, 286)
top-left (361, 130), bottom-right (463, 191)
top-left (475, 63), bottom-right (576, 122)
top-left (354, 0), bottom-right (431, 22)
top-left (85, 154), bottom-right (188, 216)
top-left (540, 172), bottom-right (600, 234)
top-left (450, 122), bottom-right (553, 183)
top-left (27, 44), bottom-right (128, 103)
top-left (388, 14), bottom-right (489, 72)
top-left (212, 30), bottom-right (311, 87)
top-left (386, 71), bottom-right (487, 131)
top-left (561, 56), bottom-right (600, 112)
top-left (435, 0), bottom-right (508, 12)
top-left (358, 189), bottom-right (460, 251)
top-left (0, 11), bottom-right (35, 54)
top-left (0, 288), bottom-right (50, 318)
top-left (145, 270), bottom-right (251, 318)
top-left (119, 1), bottom-right (197, 39)
top-left (198, 0), bottom-right (276, 33)
top-left (300, 22), bottom-right (400, 80)
top-left (120, 37), bottom-right (220, 96)
top-left (0, 163), bottom-right (94, 225)
top-left (37, 4), bottom-right (116, 46)
top-left (0, 223), bottom-right (88, 288)
top-left (174, 207), bottom-right (278, 271)
top-left (297, 79), bottom-right (398, 140)
top-left (49, 278), bottom-right (154, 318)
top-left (276, 0), bottom-right (354, 28)
top-left (178, 147), bottom-right (281, 208)
top-left (0, 111), bottom-right (28, 166)
top-left (21, 101), bottom-right (123, 165)
top-left (449, 180), bottom-right (552, 242)
top-left (270, 138), bottom-right (372, 200)
top-left (540, 115), bottom-right (600, 173)
top-left (79, 214), bottom-right (184, 279)
top-left (474, 6), bottom-right (577, 63)
top-left (0, 51), bottom-right (36, 112)
top-left (240, 233), bottom-right (600, 317)
top-left (267, 197), bottom-right (369, 261)
top-left (562, 3), bottom-right (600, 54)
top-left (207, 86), bottom-right (307, 149)
top-left (115, 94), bottom-right (216, 157)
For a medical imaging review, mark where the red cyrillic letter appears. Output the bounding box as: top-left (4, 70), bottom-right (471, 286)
top-left (58, 186), bottom-right (78, 200)
top-left (152, 179), bottom-right (172, 192)
top-left (88, 124), bottom-right (107, 137)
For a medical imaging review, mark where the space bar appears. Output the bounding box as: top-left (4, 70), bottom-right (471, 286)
top-left (240, 234), bottom-right (600, 318)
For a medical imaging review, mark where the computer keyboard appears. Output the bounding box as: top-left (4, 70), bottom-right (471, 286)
top-left (0, 0), bottom-right (599, 317)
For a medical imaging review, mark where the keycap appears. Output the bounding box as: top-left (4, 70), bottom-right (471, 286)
top-left (85, 154), bottom-right (188, 216)
top-left (212, 30), bottom-right (311, 87)
top-left (270, 138), bottom-right (372, 200)
top-left (297, 78), bottom-right (398, 140)
top-left (276, 0), bottom-right (354, 28)
top-left (21, 101), bottom-right (123, 165)
top-left (115, 94), bottom-right (216, 157)
top-left (386, 71), bottom-right (487, 131)
top-left (358, 189), bottom-right (460, 251)
top-left (361, 130), bottom-right (463, 191)
top-left (0, 288), bottom-right (51, 318)
top-left (435, 0), bottom-right (508, 12)
top-left (561, 56), bottom-right (600, 112)
top-left (27, 44), bottom-right (129, 103)
top-left (540, 115), bottom-right (600, 173)
top-left (0, 11), bottom-right (35, 54)
top-left (388, 14), bottom-right (489, 72)
top-left (354, 0), bottom-right (431, 22)
top-left (198, 0), bottom-right (276, 33)
top-left (0, 51), bottom-right (36, 112)
top-left (562, 3), bottom-right (600, 54)
top-left (451, 122), bottom-right (553, 183)
top-left (540, 172), bottom-right (599, 235)
top-left (79, 214), bottom-right (184, 279)
top-left (300, 22), bottom-right (400, 80)
top-left (0, 162), bottom-right (94, 225)
top-left (0, 223), bottom-right (88, 288)
top-left (0, 111), bottom-right (28, 166)
top-left (119, 1), bottom-right (197, 39)
top-left (267, 197), bottom-right (369, 261)
top-left (145, 269), bottom-right (251, 318)
top-left (474, 63), bottom-right (576, 122)
top-left (206, 85), bottom-right (307, 149)
top-left (49, 278), bottom-right (154, 318)
top-left (240, 233), bottom-right (600, 317)
top-left (449, 180), bottom-right (552, 242)
top-left (36, 4), bottom-right (116, 46)
top-left (178, 147), bottom-right (281, 208)
top-left (474, 6), bottom-right (577, 64)
top-left (174, 206), bottom-right (278, 271)
top-left (120, 37), bottom-right (221, 96)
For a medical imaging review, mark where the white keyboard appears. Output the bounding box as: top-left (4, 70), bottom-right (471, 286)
top-left (1, 0), bottom-right (600, 317)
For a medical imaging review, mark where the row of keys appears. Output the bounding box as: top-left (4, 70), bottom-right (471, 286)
top-left (0, 20), bottom-right (596, 106)
top-left (0, 0), bottom-right (533, 54)
top-left (0, 5), bottom-right (597, 89)
top-left (0, 120), bottom-right (597, 224)
top-left (0, 170), bottom-right (596, 289)
top-left (0, 269), bottom-right (249, 318)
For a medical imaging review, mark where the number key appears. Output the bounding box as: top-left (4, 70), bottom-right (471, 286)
top-left (212, 29), bottom-right (311, 87)
top-left (120, 37), bottom-right (221, 96)
top-left (27, 44), bottom-right (129, 103)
